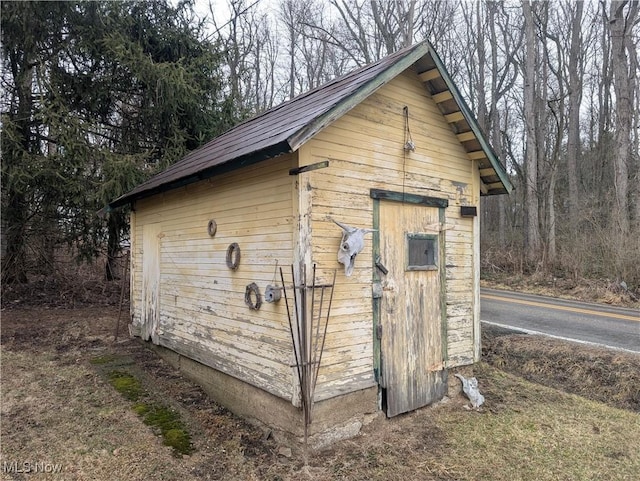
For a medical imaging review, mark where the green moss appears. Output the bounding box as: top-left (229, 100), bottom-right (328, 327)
top-left (108, 370), bottom-right (143, 401)
top-left (132, 403), bottom-right (149, 415)
top-left (163, 428), bottom-right (192, 455)
top-left (104, 369), bottom-right (192, 455)
top-left (143, 405), bottom-right (182, 432)
top-left (142, 405), bottom-right (192, 455)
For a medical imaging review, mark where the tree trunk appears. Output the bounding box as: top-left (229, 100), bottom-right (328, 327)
top-left (401, 0), bottom-right (416, 48)
top-left (2, 192), bottom-right (29, 284)
top-left (280, 0), bottom-right (299, 99)
top-left (105, 213), bottom-right (121, 281)
top-left (488, 2), bottom-right (507, 248)
top-left (566, 1), bottom-right (583, 217)
top-left (547, 165), bottom-right (557, 264)
top-left (609, 0), bottom-right (633, 235)
top-left (2, 46), bottom-right (34, 284)
top-left (623, 1), bottom-right (639, 229)
top-left (522, 0), bottom-right (541, 265)
top-left (632, 33), bottom-right (640, 228)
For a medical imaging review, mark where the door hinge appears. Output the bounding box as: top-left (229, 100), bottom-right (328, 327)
top-left (376, 323), bottom-right (383, 339)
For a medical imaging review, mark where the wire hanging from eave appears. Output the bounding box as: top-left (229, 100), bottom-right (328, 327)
top-left (403, 106), bottom-right (415, 152)
top-left (402, 106), bottom-right (415, 204)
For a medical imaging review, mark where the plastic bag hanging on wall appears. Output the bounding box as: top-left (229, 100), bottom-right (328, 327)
top-left (333, 220), bottom-right (375, 276)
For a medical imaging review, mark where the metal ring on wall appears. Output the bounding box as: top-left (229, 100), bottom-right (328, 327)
top-left (207, 219), bottom-right (217, 237)
top-left (226, 242), bottom-right (241, 270)
top-left (244, 283), bottom-right (261, 310)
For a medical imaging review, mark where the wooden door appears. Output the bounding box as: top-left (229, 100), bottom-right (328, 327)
top-left (141, 223), bottom-right (161, 344)
top-left (378, 200), bottom-right (447, 417)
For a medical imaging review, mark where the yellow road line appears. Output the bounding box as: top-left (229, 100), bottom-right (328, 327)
top-left (481, 294), bottom-right (640, 322)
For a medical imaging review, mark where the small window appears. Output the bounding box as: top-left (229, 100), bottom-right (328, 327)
top-left (406, 234), bottom-right (438, 271)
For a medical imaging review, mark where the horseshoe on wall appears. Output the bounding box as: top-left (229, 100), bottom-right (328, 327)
top-left (244, 282), bottom-right (262, 310)
top-left (226, 242), bottom-right (241, 270)
top-left (207, 219), bottom-right (217, 237)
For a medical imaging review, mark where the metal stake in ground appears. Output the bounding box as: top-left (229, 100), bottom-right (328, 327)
top-left (280, 264), bottom-right (336, 445)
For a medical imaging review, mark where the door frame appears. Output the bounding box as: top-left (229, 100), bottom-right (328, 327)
top-left (370, 189), bottom-right (448, 399)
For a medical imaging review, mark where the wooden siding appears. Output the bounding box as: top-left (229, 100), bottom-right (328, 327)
top-left (300, 69), bottom-right (479, 397)
top-left (130, 155), bottom-right (297, 400)
top-left (130, 67), bottom-right (480, 408)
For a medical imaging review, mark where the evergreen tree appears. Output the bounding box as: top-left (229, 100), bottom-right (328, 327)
top-left (1, 0), bottom-right (235, 283)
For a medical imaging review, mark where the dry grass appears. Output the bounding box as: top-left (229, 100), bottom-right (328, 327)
top-left (308, 363), bottom-right (640, 481)
top-left (2, 307), bottom-right (639, 480)
top-left (481, 272), bottom-right (640, 309)
top-left (483, 328), bottom-right (640, 412)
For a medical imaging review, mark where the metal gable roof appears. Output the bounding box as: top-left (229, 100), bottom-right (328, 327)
top-left (109, 40), bottom-right (511, 210)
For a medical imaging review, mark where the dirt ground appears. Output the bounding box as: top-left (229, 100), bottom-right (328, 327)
top-left (2, 306), bottom-right (639, 481)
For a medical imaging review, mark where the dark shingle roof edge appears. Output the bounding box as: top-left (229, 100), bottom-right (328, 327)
top-left (107, 40), bottom-right (510, 211)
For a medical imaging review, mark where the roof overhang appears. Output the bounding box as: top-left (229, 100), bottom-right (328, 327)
top-left (287, 41), bottom-right (513, 196)
top-left (107, 141), bottom-right (291, 211)
top-left (106, 40), bottom-right (511, 212)
top-left (414, 43), bottom-right (513, 195)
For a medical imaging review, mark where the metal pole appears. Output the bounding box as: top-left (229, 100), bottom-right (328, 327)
top-left (280, 267), bottom-right (303, 394)
top-left (312, 269), bottom-right (337, 394)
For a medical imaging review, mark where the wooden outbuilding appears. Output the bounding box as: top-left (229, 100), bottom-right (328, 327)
top-left (109, 40), bottom-right (512, 445)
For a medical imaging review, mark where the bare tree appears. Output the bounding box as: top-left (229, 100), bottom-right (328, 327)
top-left (543, 5), bottom-right (567, 266)
top-left (330, 0), bottom-right (375, 65)
top-left (522, 0), bottom-right (541, 264)
top-left (631, 17), bottom-right (640, 228)
top-left (566, 1), bottom-right (584, 217)
top-left (252, 19), bottom-right (279, 111)
top-left (208, 0), bottom-right (280, 113)
top-left (299, 0), bottom-right (457, 67)
top-left (280, 0), bottom-right (302, 99)
top-left (465, 2), bottom-right (520, 250)
top-left (609, 0), bottom-right (636, 234)
top-left (296, 2), bottom-right (346, 91)
top-left (370, 0), bottom-right (423, 53)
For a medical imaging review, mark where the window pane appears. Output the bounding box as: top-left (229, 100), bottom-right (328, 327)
top-left (407, 234), bottom-right (437, 270)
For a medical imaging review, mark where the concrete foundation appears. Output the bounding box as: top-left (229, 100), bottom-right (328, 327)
top-left (152, 344), bottom-right (379, 448)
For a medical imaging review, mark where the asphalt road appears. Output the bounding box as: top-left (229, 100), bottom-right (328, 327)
top-left (480, 288), bottom-right (640, 353)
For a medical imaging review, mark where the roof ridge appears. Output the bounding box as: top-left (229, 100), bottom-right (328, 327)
top-left (209, 41), bottom-right (427, 142)
top-left (108, 39), bottom-right (511, 210)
